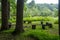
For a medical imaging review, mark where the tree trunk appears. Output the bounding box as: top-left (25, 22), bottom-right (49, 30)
top-left (7, 1), bottom-right (10, 20)
top-left (1, 0), bottom-right (9, 31)
top-left (59, 0), bottom-right (60, 35)
top-left (12, 0), bottom-right (24, 35)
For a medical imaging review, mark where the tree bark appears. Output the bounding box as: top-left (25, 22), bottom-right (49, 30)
top-left (59, 0), bottom-right (60, 35)
top-left (7, 1), bottom-right (10, 20)
top-left (1, 0), bottom-right (9, 30)
top-left (12, 0), bottom-right (24, 34)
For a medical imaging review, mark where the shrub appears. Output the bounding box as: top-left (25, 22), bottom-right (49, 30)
top-left (23, 16), bottom-right (55, 21)
top-left (54, 18), bottom-right (58, 24)
top-left (44, 17), bottom-right (54, 21)
top-left (9, 17), bottom-right (16, 23)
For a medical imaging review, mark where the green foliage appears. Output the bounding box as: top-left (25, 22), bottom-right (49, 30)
top-left (24, 0), bottom-right (27, 3)
top-left (24, 30), bottom-right (59, 40)
top-left (0, 0), bottom-right (58, 23)
top-left (23, 16), bottom-right (55, 21)
top-left (9, 16), bottom-right (16, 23)
top-left (8, 16), bottom-right (54, 23)
top-left (25, 3), bottom-right (58, 17)
top-left (0, 29), bottom-right (59, 40)
top-left (10, 0), bottom-right (16, 16)
top-left (54, 18), bottom-right (58, 24)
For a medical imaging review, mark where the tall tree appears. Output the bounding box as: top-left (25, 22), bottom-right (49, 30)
top-left (7, 1), bottom-right (10, 20)
top-left (59, 0), bottom-right (60, 35)
top-left (12, 0), bottom-right (24, 35)
top-left (1, 0), bottom-right (9, 31)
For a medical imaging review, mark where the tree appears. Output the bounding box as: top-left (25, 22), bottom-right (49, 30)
top-left (28, 0), bottom-right (35, 8)
top-left (59, 0), bottom-right (60, 35)
top-left (53, 8), bottom-right (58, 17)
top-left (0, 0), bottom-right (1, 17)
top-left (12, 0), bottom-right (24, 35)
top-left (24, 0), bottom-right (27, 3)
top-left (7, 1), bottom-right (10, 19)
top-left (1, 0), bottom-right (9, 31)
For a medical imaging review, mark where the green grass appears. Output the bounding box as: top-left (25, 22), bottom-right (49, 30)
top-left (24, 30), bottom-right (59, 40)
top-left (0, 21), bottom-right (59, 40)
top-left (0, 28), bottom-right (59, 40)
